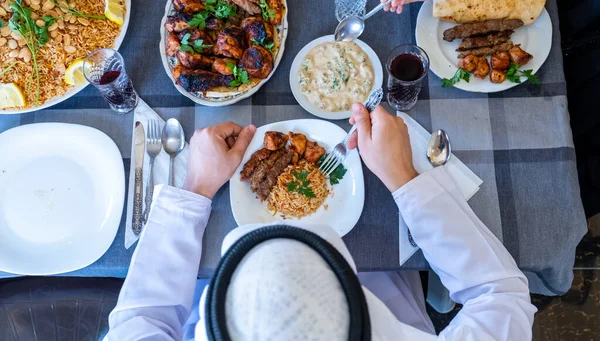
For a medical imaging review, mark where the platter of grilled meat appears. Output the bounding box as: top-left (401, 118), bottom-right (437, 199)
top-left (416, 1), bottom-right (552, 92)
top-left (160, 0), bottom-right (287, 106)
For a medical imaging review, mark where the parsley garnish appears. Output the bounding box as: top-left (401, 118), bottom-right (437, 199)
top-left (318, 155), bottom-right (347, 185)
top-left (226, 61), bottom-right (249, 87)
top-left (505, 63), bottom-right (540, 85)
top-left (179, 33), bottom-right (212, 54)
top-left (286, 170), bottom-right (316, 198)
top-left (259, 0), bottom-right (276, 21)
top-left (187, 0), bottom-right (237, 29)
top-left (441, 68), bottom-right (470, 88)
top-left (250, 37), bottom-right (274, 52)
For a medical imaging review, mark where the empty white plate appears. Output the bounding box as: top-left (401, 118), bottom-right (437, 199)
top-left (230, 119), bottom-right (365, 236)
top-left (415, 1), bottom-right (552, 92)
top-left (0, 123), bottom-right (125, 275)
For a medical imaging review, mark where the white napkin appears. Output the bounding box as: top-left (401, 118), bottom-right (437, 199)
top-left (397, 111), bottom-right (483, 265)
top-left (124, 99), bottom-right (189, 249)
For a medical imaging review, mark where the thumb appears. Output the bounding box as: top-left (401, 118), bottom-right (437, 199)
top-left (352, 103), bottom-right (372, 145)
top-left (230, 125), bottom-right (256, 158)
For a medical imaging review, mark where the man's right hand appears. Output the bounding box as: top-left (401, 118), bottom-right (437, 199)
top-left (347, 103), bottom-right (418, 192)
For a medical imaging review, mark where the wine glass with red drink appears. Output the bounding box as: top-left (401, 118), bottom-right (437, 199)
top-left (386, 45), bottom-right (429, 111)
top-left (83, 48), bottom-right (138, 114)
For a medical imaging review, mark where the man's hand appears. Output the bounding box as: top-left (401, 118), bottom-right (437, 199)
top-left (382, 0), bottom-right (424, 14)
top-left (347, 103), bottom-right (418, 192)
top-left (184, 122), bottom-right (256, 199)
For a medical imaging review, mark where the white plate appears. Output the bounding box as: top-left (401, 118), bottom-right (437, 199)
top-left (230, 119), bottom-right (365, 236)
top-left (159, 1), bottom-right (288, 106)
top-left (289, 35), bottom-right (384, 120)
top-left (415, 1), bottom-right (552, 93)
top-left (1, 0), bottom-right (132, 115)
top-left (0, 123), bottom-right (125, 275)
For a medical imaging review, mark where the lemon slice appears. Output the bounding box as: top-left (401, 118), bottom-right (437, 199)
top-left (105, 0), bottom-right (124, 26)
top-left (0, 83), bottom-right (25, 109)
top-left (64, 59), bottom-right (88, 86)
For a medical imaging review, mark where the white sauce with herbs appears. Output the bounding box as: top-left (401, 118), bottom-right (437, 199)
top-left (298, 42), bottom-right (374, 112)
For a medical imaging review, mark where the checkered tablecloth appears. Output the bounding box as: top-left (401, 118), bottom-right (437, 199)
top-left (0, 0), bottom-right (586, 296)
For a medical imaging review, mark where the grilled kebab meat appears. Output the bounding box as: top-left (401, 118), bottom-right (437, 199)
top-left (212, 58), bottom-right (237, 75)
top-left (213, 26), bottom-right (247, 59)
top-left (173, 0), bottom-right (204, 15)
top-left (456, 31), bottom-right (513, 51)
top-left (241, 17), bottom-right (275, 46)
top-left (264, 131), bottom-right (288, 150)
top-left (231, 0), bottom-right (261, 15)
top-left (509, 45), bottom-right (533, 66)
top-left (490, 69), bottom-right (506, 83)
top-left (166, 32), bottom-right (181, 57)
top-left (457, 41), bottom-right (514, 59)
top-left (177, 51), bottom-right (213, 70)
top-left (256, 149), bottom-right (294, 201)
top-left (239, 46), bottom-right (273, 79)
top-left (173, 66), bottom-right (234, 92)
top-left (443, 19), bottom-right (523, 42)
top-left (457, 55), bottom-right (478, 73)
top-left (165, 13), bottom-right (192, 33)
top-left (241, 148), bottom-right (272, 181)
top-left (491, 52), bottom-right (511, 70)
top-left (473, 56), bottom-right (490, 79)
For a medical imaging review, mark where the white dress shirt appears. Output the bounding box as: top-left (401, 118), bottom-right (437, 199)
top-left (104, 166), bottom-right (536, 340)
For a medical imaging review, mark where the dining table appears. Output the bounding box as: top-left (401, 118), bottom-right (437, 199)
top-left (0, 0), bottom-right (587, 296)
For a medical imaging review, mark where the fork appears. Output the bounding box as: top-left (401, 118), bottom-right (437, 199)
top-left (142, 120), bottom-right (162, 223)
top-left (319, 88), bottom-right (384, 177)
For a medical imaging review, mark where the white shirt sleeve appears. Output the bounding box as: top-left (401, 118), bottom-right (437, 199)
top-left (393, 167), bottom-right (537, 341)
top-left (104, 185), bottom-right (212, 341)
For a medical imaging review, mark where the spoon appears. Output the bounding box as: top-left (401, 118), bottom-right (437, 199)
top-left (161, 118), bottom-right (185, 186)
top-left (407, 129), bottom-right (451, 248)
top-left (334, 0), bottom-right (392, 41)
top-left (426, 129), bottom-right (452, 167)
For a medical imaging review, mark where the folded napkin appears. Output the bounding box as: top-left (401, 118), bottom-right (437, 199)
top-left (124, 99), bottom-right (189, 249)
top-left (397, 111), bottom-right (483, 265)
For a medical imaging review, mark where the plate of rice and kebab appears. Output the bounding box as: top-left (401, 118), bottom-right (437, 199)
top-left (229, 119), bottom-right (365, 236)
top-left (415, 0), bottom-right (552, 92)
top-left (0, 0), bottom-right (129, 114)
top-left (160, 0), bottom-right (287, 106)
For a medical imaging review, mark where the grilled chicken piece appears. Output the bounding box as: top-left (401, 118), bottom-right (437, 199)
top-left (509, 45), bottom-right (533, 66)
top-left (491, 52), bottom-right (511, 70)
top-left (165, 13), bottom-right (192, 33)
top-left (288, 132), bottom-right (307, 156)
top-left (304, 141), bottom-right (325, 164)
top-left (231, 0), bottom-right (260, 15)
top-left (241, 148), bottom-right (272, 181)
top-left (174, 66), bottom-right (234, 92)
top-left (490, 69), bottom-right (506, 83)
top-left (206, 17), bottom-right (223, 31)
top-left (178, 29), bottom-right (214, 45)
top-left (173, 0), bottom-right (204, 15)
top-left (212, 58), bottom-right (236, 75)
top-left (177, 51), bottom-right (213, 70)
top-left (473, 56), bottom-right (490, 79)
top-left (166, 32), bottom-right (181, 57)
top-left (264, 131), bottom-right (288, 150)
top-left (213, 26), bottom-right (247, 59)
top-left (457, 55), bottom-right (478, 73)
top-left (239, 46), bottom-right (273, 79)
top-left (241, 17), bottom-right (275, 47)
top-left (267, 0), bottom-right (284, 25)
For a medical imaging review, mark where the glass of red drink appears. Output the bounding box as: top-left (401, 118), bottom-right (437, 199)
top-left (83, 48), bottom-right (138, 114)
top-left (386, 44), bottom-right (429, 111)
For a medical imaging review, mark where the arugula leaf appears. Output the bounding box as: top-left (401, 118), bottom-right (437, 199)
top-left (226, 61), bottom-right (250, 88)
top-left (505, 63), bottom-right (539, 85)
top-left (441, 68), bottom-right (470, 88)
top-left (259, 0), bottom-right (276, 21)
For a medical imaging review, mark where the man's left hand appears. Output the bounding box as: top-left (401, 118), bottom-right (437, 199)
top-left (184, 122), bottom-right (256, 199)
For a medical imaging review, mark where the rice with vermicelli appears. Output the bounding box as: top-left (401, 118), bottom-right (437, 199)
top-left (0, 0), bottom-right (124, 108)
top-left (267, 160), bottom-right (329, 219)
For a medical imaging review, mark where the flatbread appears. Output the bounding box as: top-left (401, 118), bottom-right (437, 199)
top-left (432, 0), bottom-right (545, 25)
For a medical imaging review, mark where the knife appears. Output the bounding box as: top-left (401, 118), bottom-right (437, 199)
top-left (132, 121), bottom-right (145, 235)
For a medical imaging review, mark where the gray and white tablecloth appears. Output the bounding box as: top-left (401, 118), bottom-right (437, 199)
top-left (0, 0), bottom-right (587, 296)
